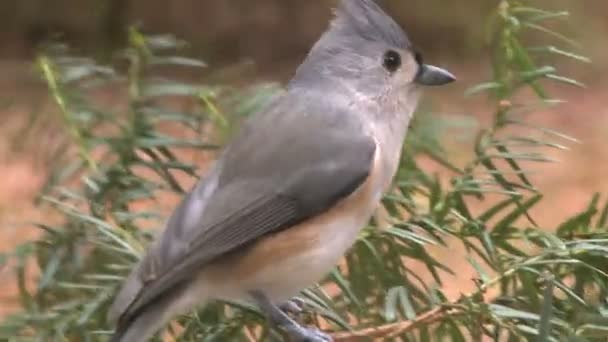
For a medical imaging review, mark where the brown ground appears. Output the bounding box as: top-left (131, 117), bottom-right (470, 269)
top-left (0, 59), bottom-right (607, 319)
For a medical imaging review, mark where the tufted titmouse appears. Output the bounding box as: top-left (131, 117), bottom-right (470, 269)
top-left (108, 0), bottom-right (455, 341)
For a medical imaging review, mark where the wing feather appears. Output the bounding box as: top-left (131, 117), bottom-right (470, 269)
top-left (109, 93), bottom-right (376, 326)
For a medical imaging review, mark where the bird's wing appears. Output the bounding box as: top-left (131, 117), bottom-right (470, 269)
top-left (108, 94), bottom-right (377, 325)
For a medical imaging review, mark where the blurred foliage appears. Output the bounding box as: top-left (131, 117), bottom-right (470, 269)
top-left (2, 1), bottom-right (608, 341)
top-left (3, 0), bottom-right (605, 68)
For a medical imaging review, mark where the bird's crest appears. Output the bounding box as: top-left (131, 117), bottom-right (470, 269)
top-left (331, 0), bottom-right (411, 49)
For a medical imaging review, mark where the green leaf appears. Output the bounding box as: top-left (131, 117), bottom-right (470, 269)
top-left (598, 197), bottom-right (608, 228)
top-left (385, 227), bottom-right (438, 246)
top-left (497, 137), bottom-right (569, 151)
top-left (493, 143), bottom-right (535, 188)
top-left (61, 64), bottom-right (115, 83)
top-left (468, 256), bottom-right (491, 284)
top-left (557, 193), bottom-right (600, 234)
top-left (576, 324), bottom-right (608, 337)
top-left (330, 269), bottom-right (362, 308)
top-left (546, 74), bottom-right (586, 88)
top-left (142, 83), bottom-right (208, 98)
top-left (398, 286), bottom-right (417, 321)
top-left (479, 196), bottom-right (520, 222)
top-left (451, 192), bottom-right (473, 221)
top-left (509, 38), bottom-right (548, 98)
top-left (527, 11), bottom-right (569, 23)
top-left (520, 66), bottom-right (556, 81)
top-left (510, 7), bottom-right (556, 16)
top-left (465, 82), bottom-right (505, 97)
top-left (537, 274), bottom-right (555, 342)
top-left (493, 195), bottom-right (543, 233)
top-left (149, 56), bottom-right (207, 68)
top-left (491, 304), bottom-right (541, 321)
top-left (134, 136), bottom-right (217, 149)
top-left (552, 279), bottom-right (586, 306)
top-left (523, 22), bottom-right (580, 47)
top-left (384, 287), bottom-right (400, 322)
top-left (506, 119), bottom-right (579, 143)
top-left (528, 46), bottom-right (591, 63)
top-left (38, 251), bottom-right (62, 290)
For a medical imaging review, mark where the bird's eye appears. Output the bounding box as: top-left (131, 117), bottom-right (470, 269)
top-left (382, 50), bottom-right (402, 73)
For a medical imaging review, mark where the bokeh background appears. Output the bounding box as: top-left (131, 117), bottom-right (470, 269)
top-left (1, 0), bottom-right (607, 319)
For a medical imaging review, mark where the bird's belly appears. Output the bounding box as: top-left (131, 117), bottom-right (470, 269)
top-left (198, 139), bottom-right (386, 303)
top-left (198, 193), bottom-right (379, 304)
top-left (243, 207), bottom-right (372, 302)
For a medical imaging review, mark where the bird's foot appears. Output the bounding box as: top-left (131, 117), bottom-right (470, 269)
top-left (282, 324), bottom-right (332, 342)
top-left (250, 291), bottom-right (332, 342)
top-left (280, 297), bottom-right (306, 315)
top-left (279, 298), bottom-right (331, 341)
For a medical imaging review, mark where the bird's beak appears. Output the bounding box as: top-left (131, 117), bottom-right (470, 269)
top-left (415, 64), bottom-right (456, 86)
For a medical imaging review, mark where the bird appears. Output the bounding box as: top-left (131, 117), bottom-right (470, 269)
top-left (107, 0), bottom-right (455, 341)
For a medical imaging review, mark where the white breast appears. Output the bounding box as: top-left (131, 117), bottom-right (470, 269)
top-left (188, 139), bottom-right (396, 305)
top-left (231, 140), bottom-right (387, 303)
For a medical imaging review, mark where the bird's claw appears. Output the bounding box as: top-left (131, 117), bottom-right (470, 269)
top-left (280, 297), bottom-right (306, 314)
top-left (285, 326), bottom-right (333, 342)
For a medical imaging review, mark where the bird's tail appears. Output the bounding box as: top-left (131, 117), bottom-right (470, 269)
top-left (110, 306), bottom-right (168, 342)
top-left (109, 283), bottom-right (204, 342)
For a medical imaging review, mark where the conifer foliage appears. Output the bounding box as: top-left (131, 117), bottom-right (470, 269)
top-left (1, 1), bottom-right (606, 341)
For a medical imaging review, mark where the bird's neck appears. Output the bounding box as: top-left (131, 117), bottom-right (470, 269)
top-left (371, 93), bottom-right (419, 192)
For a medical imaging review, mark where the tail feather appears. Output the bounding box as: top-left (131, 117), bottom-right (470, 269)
top-left (110, 307), bottom-right (167, 342)
top-left (109, 281), bottom-right (205, 342)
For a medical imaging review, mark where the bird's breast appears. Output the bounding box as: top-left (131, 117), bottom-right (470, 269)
top-left (198, 139), bottom-right (387, 303)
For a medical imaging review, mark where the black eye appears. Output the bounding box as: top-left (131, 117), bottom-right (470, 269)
top-left (382, 50), bottom-right (402, 72)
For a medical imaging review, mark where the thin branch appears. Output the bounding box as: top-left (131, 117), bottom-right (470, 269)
top-left (327, 260), bottom-right (529, 342)
top-left (329, 307), bottom-right (457, 341)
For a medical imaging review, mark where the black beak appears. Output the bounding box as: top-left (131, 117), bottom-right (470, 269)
top-left (415, 64), bottom-right (456, 86)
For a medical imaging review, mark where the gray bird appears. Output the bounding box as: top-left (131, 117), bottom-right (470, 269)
top-left (108, 0), bottom-right (455, 341)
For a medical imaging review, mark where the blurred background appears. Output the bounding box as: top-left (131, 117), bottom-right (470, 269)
top-left (1, 0), bottom-right (607, 319)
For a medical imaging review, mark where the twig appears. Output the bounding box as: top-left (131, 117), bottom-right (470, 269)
top-left (329, 307), bottom-right (456, 341)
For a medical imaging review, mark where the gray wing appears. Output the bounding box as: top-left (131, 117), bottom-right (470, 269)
top-left (109, 93), bottom-right (376, 325)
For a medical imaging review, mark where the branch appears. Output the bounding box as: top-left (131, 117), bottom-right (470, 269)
top-left (326, 271), bottom-right (506, 341)
top-left (325, 255), bottom-right (550, 341)
top-left (329, 307), bottom-right (458, 341)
